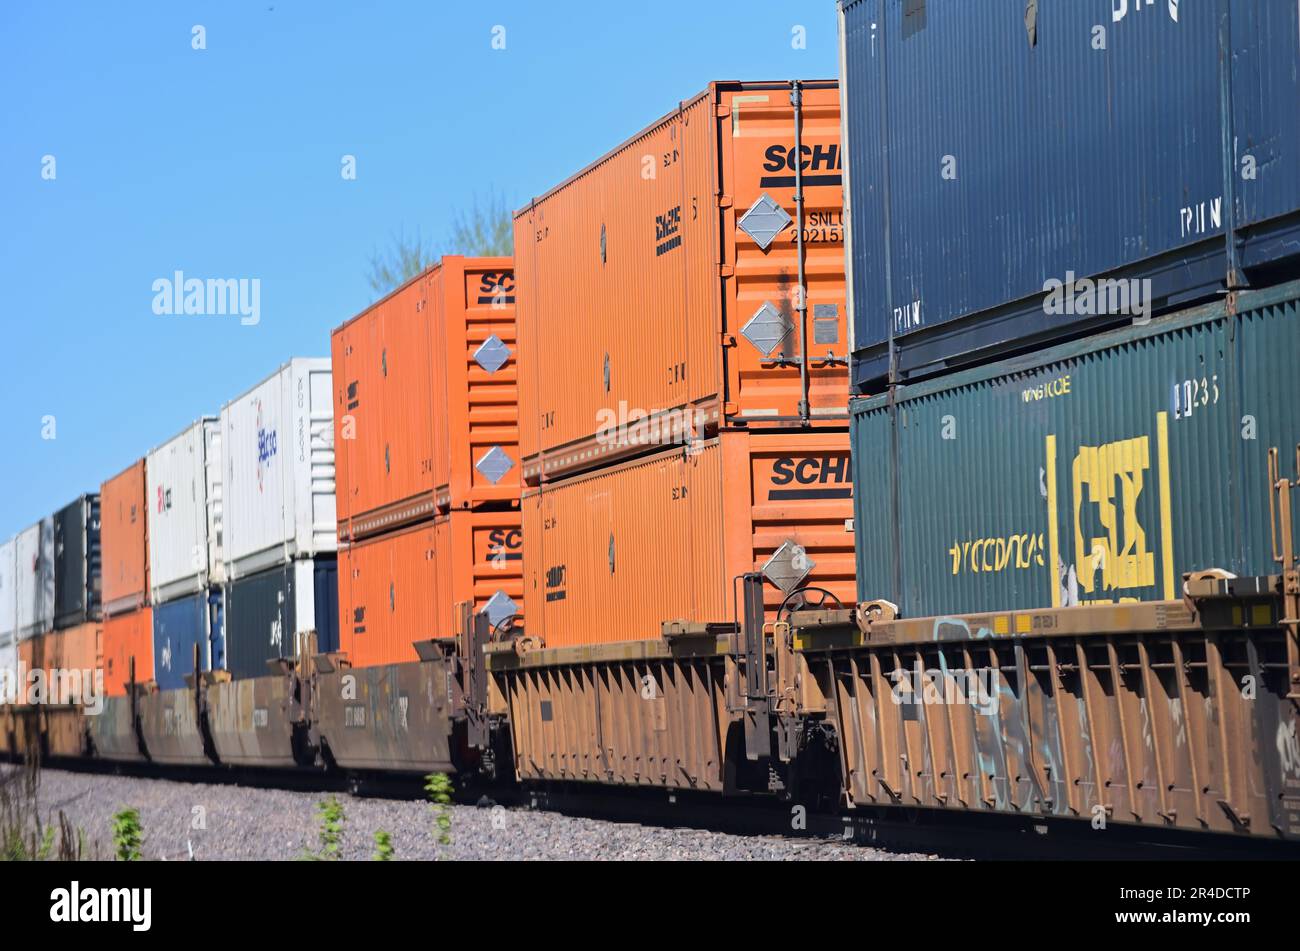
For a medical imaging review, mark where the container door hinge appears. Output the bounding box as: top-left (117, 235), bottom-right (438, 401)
top-left (718, 194), bottom-right (733, 209)
top-left (718, 264), bottom-right (734, 278)
top-left (721, 333), bottom-right (737, 348)
top-left (715, 103), bottom-right (731, 119)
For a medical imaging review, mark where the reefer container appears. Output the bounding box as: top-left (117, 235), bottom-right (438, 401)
top-left (53, 494), bottom-right (101, 629)
top-left (522, 429), bottom-right (854, 648)
top-left (0, 634), bottom-right (15, 704)
top-left (852, 279), bottom-right (1300, 617)
top-left (103, 607), bottom-right (153, 697)
top-left (152, 591), bottom-right (222, 691)
top-left (224, 557), bottom-right (338, 679)
top-left (332, 256), bottom-right (520, 540)
top-left (100, 459), bottom-right (149, 616)
top-left (0, 537), bottom-right (15, 641)
top-left (16, 517), bottom-right (54, 639)
top-left (20, 623), bottom-right (102, 703)
top-left (840, 0), bottom-right (1300, 390)
top-left (146, 419), bottom-right (224, 603)
top-left (338, 509), bottom-right (523, 668)
top-left (516, 80), bottom-right (849, 483)
top-left (221, 358), bottom-right (336, 578)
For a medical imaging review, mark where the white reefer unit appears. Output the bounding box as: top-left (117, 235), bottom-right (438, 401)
top-left (220, 358), bottom-right (336, 579)
top-left (0, 536), bottom-right (16, 641)
top-left (146, 418), bottom-right (224, 603)
top-left (16, 518), bottom-right (55, 639)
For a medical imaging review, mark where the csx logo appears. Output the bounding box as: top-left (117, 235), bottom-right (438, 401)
top-left (477, 271), bottom-right (516, 305)
top-left (655, 206), bottom-right (682, 256)
top-left (762, 143), bottom-right (842, 174)
top-left (769, 457), bottom-right (852, 501)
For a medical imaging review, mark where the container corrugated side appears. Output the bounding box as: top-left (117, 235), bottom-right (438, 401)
top-left (516, 80), bottom-right (848, 482)
top-left (851, 279), bottom-right (1300, 617)
top-left (0, 538), bottom-right (15, 641)
top-left (841, 0), bottom-right (1300, 390)
top-left (224, 557), bottom-right (338, 679)
top-left (146, 419), bottom-right (223, 602)
top-left (523, 429), bottom-right (854, 648)
top-left (54, 494), bottom-right (101, 629)
top-left (101, 459), bottom-right (149, 616)
top-left (221, 358), bottom-right (336, 578)
top-left (21, 622), bottom-right (102, 702)
top-left (337, 509), bottom-right (523, 668)
top-left (16, 517), bottom-right (54, 639)
top-left (103, 606), bottom-right (153, 697)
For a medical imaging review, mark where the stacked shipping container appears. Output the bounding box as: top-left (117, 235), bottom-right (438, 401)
top-left (220, 358), bottom-right (337, 678)
top-left (839, 0), bottom-right (1300, 390)
top-left (515, 81), bottom-right (856, 647)
top-left (100, 460), bottom-right (153, 695)
top-left (331, 256), bottom-right (523, 667)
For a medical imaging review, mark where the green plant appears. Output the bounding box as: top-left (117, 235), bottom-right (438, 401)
top-left (1, 755), bottom-right (87, 861)
top-left (314, 796), bottom-right (345, 861)
top-left (111, 808), bottom-right (142, 862)
top-left (372, 830), bottom-right (394, 862)
top-left (424, 772), bottom-right (453, 848)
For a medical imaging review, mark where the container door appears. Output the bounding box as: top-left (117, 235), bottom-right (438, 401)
top-left (721, 83), bottom-right (848, 424)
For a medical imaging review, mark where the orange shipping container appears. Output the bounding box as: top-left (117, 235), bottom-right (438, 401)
top-left (103, 607), bottom-right (153, 697)
top-left (332, 256), bottom-right (519, 539)
top-left (522, 430), bottom-right (854, 649)
top-left (516, 80), bottom-right (847, 483)
top-left (100, 459), bottom-right (150, 616)
top-left (19, 623), bottom-right (102, 703)
top-left (338, 509), bottom-right (523, 669)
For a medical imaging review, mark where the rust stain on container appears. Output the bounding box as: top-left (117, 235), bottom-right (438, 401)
top-left (332, 257), bottom-right (519, 539)
top-left (522, 430), bottom-right (854, 648)
top-left (103, 607), bottom-right (153, 697)
top-left (338, 509), bottom-right (523, 669)
top-left (516, 80), bottom-right (847, 483)
top-left (100, 459), bottom-right (149, 616)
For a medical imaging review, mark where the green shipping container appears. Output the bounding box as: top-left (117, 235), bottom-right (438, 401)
top-left (852, 279), bottom-right (1300, 617)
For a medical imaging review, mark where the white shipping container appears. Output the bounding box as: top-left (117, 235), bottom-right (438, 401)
top-left (0, 634), bottom-right (17, 705)
top-left (16, 518), bottom-right (55, 639)
top-left (0, 537), bottom-right (15, 641)
top-left (220, 358), bottom-right (336, 578)
top-left (147, 418), bottom-right (224, 602)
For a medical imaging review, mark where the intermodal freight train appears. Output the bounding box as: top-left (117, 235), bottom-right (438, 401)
top-left (3, 2), bottom-right (1300, 848)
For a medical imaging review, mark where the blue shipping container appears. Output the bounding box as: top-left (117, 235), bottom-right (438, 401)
top-left (841, 0), bottom-right (1300, 390)
top-left (152, 590), bottom-right (223, 690)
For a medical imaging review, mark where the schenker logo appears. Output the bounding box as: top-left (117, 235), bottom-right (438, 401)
top-left (476, 272), bottom-right (515, 306)
top-left (760, 143), bottom-right (843, 188)
top-left (769, 456), bottom-right (852, 501)
top-left (50, 882), bottom-right (151, 932)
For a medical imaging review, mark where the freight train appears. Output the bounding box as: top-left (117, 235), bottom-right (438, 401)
top-left (2, 2), bottom-right (1299, 848)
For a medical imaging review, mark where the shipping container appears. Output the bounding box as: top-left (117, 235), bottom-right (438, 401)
top-left (53, 494), bottom-right (101, 630)
top-left (337, 509), bottom-right (523, 668)
top-left (0, 634), bottom-right (15, 705)
top-left (840, 0), bottom-right (1300, 390)
top-left (146, 419), bottom-right (224, 602)
top-left (0, 537), bottom-right (15, 642)
top-left (15, 517), bottom-right (54, 639)
top-left (852, 279), bottom-right (1300, 618)
top-left (220, 358), bottom-right (336, 578)
top-left (152, 591), bottom-right (221, 691)
top-left (522, 429), bottom-right (854, 648)
top-left (100, 459), bottom-right (149, 616)
top-left (515, 80), bottom-right (848, 483)
top-left (19, 623), bottom-right (102, 704)
top-left (332, 256), bottom-right (520, 539)
top-left (103, 607), bottom-right (153, 697)
top-left (224, 557), bottom-right (338, 680)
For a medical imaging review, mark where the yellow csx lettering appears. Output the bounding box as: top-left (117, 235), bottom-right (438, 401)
top-left (1072, 436), bottom-right (1155, 594)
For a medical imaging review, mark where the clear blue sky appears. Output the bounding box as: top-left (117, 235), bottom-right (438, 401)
top-left (0, 1), bottom-right (838, 538)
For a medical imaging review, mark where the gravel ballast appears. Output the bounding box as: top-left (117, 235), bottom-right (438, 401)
top-left (18, 767), bottom-right (938, 861)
